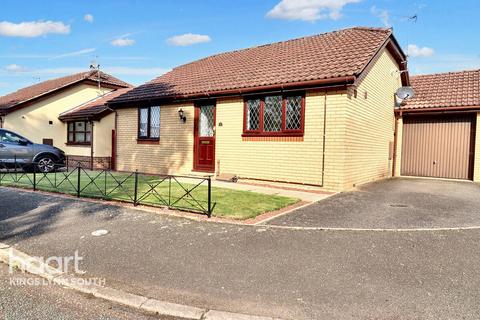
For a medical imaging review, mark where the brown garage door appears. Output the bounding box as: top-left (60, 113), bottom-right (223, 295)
top-left (401, 115), bottom-right (476, 180)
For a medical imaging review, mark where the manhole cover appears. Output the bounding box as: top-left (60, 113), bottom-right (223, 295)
top-left (389, 204), bottom-right (408, 208)
top-left (91, 229), bottom-right (109, 237)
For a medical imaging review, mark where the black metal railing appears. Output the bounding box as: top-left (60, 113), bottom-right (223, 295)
top-left (0, 159), bottom-right (215, 217)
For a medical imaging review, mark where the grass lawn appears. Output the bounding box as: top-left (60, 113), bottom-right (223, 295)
top-left (0, 170), bottom-right (299, 220)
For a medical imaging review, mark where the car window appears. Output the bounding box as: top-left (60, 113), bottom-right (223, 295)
top-left (1, 131), bottom-right (24, 145)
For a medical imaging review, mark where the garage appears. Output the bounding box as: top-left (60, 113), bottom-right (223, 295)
top-left (401, 115), bottom-right (476, 180)
top-left (394, 69), bottom-right (480, 182)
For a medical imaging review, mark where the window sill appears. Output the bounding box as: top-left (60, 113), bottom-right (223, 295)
top-left (66, 142), bottom-right (91, 146)
top-left (242, 132), bottom-right (304, 138)
top-left (137, 138), bottom-right (160, 145)
top-left (242, 136), bottom-right (303, 142)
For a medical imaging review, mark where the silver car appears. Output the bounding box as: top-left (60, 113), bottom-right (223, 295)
top-left (0, 129), bottom-right (66, 173)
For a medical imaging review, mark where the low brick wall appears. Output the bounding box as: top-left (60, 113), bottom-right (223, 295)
top-left (67, 155), bottom-right (111, 170)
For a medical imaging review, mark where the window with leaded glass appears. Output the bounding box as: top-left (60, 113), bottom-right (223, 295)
top-left (138, 106), bottom-right (160, 139)
top-left (67, 121), bottom-right (92, 144)
top-left (246, 99), bottom-right (260, 131)
top-left (286, 95), bottom-right (302, 130)
top-left (243, 93), bottom-right (304, 136)
top-left (264, 95), bottom-right (282, 132)
top-left (199, 105), bottom-right (215, 137)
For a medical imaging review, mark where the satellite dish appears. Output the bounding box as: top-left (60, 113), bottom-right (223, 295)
top-left (396, 86), bottom-right (415, 100)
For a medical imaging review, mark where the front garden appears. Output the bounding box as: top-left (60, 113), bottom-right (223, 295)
top-left (0, 168), bottom-right (298, 220)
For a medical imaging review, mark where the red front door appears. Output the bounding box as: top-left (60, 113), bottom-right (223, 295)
top-left (194, 102), bottom-right (216, 172)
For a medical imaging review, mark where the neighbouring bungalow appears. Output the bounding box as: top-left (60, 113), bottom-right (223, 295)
top-left (0, 71), bottom-right (131, 169)
top-left (395, 69), bottom-right (480, 182)
top-left (58, 87), bottom-right (133, 169)
top-left (108, 27), bottom-right (410, 192)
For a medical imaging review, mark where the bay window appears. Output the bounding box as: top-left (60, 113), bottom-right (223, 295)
top-left (243, 93), bottom-right (304, 136)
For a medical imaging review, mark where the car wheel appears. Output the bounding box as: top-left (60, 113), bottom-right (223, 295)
top-left (36, 155), bottom-right (56, 173)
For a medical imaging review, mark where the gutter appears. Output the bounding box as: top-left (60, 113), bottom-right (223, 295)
top-left (108, 76), bottom-right (356, 107)
top-left (395, 105), bottom-right (480, 115)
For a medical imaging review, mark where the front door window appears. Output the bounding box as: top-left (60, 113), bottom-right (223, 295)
top-left (199, 105), bottom-right (215, 137)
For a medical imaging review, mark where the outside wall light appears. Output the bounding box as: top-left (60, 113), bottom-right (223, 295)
top-left (178, 108), bottom-right (186, 123)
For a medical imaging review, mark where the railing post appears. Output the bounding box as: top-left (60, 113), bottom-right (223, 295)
top-left (104, 170), bottom-right (107, 197)
top-left (168, 176), bottom-right (172, 206)
top-left (14, 155), bottom-right (17, 182)
top-left (77, 164), bottom-right (81, 197)
top-left (207, 176), bottom-right (212, 218)
top-left (133, 170), bottom-right (139, 206)
top-left (33, 168), bottom-right (36, 191)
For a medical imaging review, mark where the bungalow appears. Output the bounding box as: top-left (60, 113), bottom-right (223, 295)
top-left (58, 87), bottom-right (133, 169)
top-left (395, 69), bottom-right (480, 182)
top-left (0, 71), bottom-right (131, 169)
top-left (109, 27), bottom-right (409, 192)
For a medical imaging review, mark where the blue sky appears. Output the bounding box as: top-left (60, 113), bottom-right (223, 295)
top-left (0, 0), bottom-right (479, 95)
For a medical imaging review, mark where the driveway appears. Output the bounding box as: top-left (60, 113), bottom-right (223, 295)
top-left (266, 178), bottom-right (480, 229)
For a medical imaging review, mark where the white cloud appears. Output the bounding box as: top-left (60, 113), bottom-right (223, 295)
top-left (266, 0), bottom-right (362, 22)
top-left (167, 33), bottom-right (211, 46)
top-left (84, 14), bottom-right (94, 23)
top-left (4, 64), bottom-right (28, 72)
top-left (407, 44), bottom-right (435, 58)
top-left (371, 6), bottom-right (390, 27)
top-left (49, 48), bottom-right (96, 60)
top-left (0, 20), bottom-right (70, 37)
top-left (111, 38), bottom-right (135, 47)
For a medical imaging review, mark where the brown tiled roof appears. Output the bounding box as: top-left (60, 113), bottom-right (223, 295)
top-left (111, 27), bottom-right (397, 104)
top-left (0, 71), bottom-right (131, 114)
top-left (402, 69), bottom-right (480, 110)
top-left (59, 87), bottom-right (134, 120)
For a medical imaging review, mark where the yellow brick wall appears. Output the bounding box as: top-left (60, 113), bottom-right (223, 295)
top-left (115, 103), bottom-right (195, 175)
top-left (341, 49), bottom-right (402, 189)
top-left (215, 92), bottom-right (331, 186)
top-left (474, 113), bottom-right (480, 183)
top-left (321, 90), bottom-right (350, 191)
